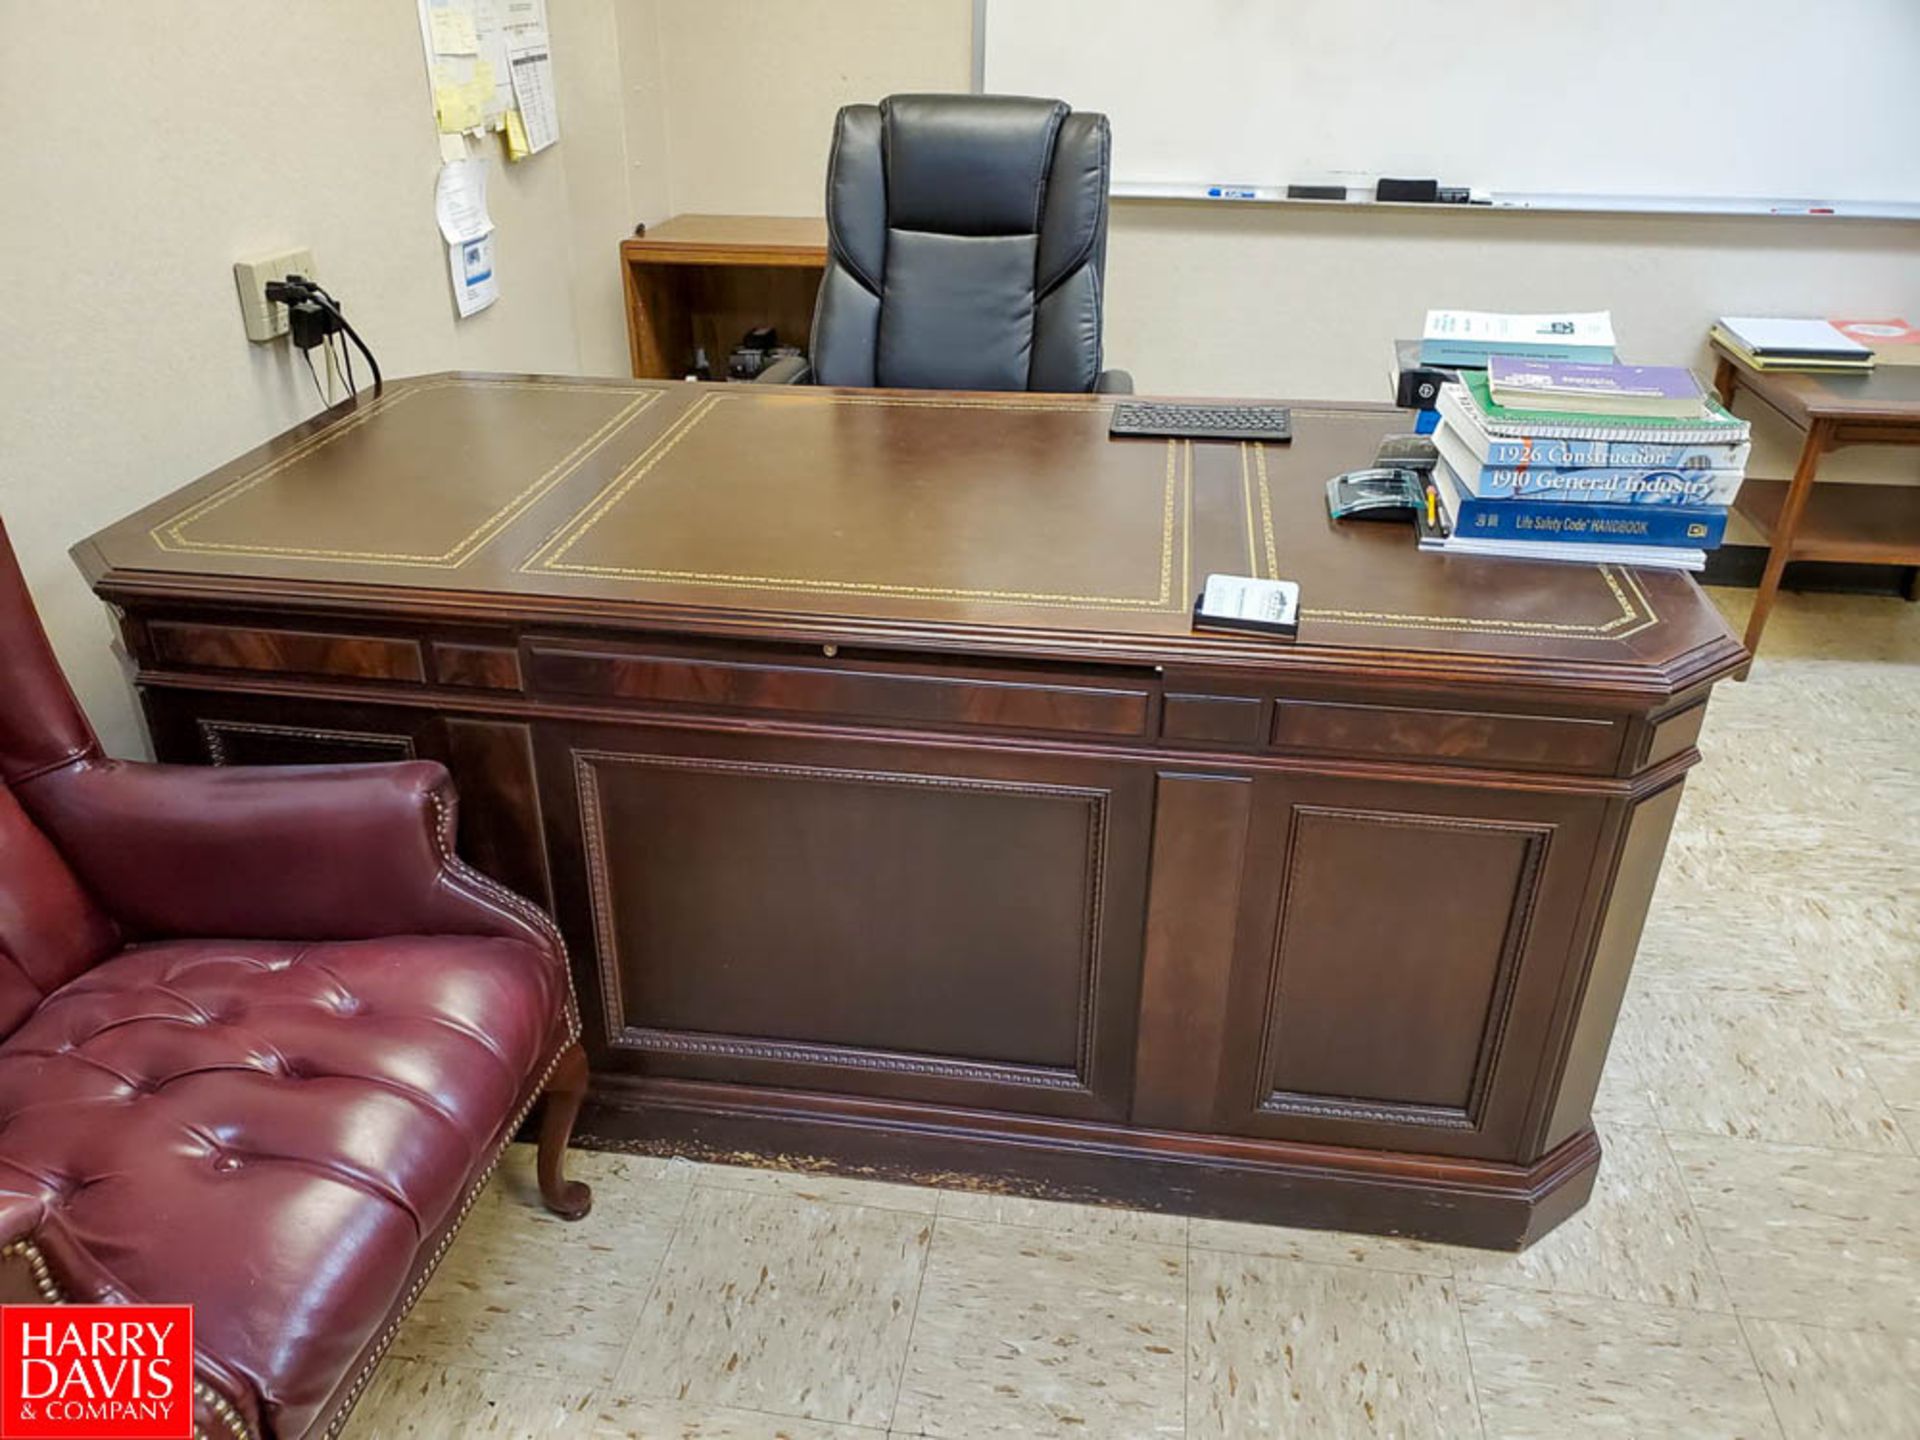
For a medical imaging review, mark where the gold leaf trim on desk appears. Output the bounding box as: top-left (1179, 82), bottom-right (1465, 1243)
top-left (526, 391), bottom-right (1193, 613)
top-left (1242, 443), bottom-right (1662, 641)
top-left (151, 379), bottom-right (659, 569)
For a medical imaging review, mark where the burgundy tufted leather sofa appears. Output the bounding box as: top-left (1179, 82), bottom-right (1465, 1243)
top-left (0, 519), bottom-right (593, 1440)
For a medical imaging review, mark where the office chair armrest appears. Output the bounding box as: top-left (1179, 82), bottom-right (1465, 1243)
top-left (1095, 369), bottom-right (1134, 395)
top-left (754, 355), bottom-right (812, 385)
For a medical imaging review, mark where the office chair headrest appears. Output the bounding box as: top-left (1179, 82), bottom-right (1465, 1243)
top-left (880, 93), bottom-right (1071, 237)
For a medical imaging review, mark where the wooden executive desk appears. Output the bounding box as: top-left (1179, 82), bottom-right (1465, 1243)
top-left (76, 374), bottom-right (1746, 1248)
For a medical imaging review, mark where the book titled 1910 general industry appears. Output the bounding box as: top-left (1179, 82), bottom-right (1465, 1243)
top-left (1431, 405), bottom-right (1744, 506)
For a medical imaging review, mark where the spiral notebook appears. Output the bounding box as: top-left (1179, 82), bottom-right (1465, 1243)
top-left (1455, 373), bottom-right (1749, 446)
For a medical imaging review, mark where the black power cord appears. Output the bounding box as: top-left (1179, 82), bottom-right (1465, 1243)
top-left (335, 329), bottom-right (356, 397)
top-left (265, 275), bottom-right (383, 398)
top-left (300, 348), bottom-right (327, 404)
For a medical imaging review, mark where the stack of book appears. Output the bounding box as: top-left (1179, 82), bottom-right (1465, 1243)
top-left (1710, 316), bottom-right (1873, 372)
top-left (1420, 310), bottom-right (1618, 367)
top-left (1425, 360), bottom-right (1750, 572)
top-left (1397, 310), bottom-right (1620, 435)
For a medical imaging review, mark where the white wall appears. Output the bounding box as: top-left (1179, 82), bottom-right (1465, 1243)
top-left (645, 0), bottom-right (975, 217)
top-left (615, 1), bottom-right (1920, 490)
top-left (0, 0), bottom-right (632, 756)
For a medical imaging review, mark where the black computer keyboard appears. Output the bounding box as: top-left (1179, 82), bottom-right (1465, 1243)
top-left (1109, 402), bottom-right (1293, 443)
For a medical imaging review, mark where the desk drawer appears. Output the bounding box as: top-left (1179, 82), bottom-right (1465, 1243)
top-left (1271, 699), bottom-right (1623, 774)
top-left (527, 643), bottom-right (1152, 738)
top-left (149, 621), bottom-right (425, 684)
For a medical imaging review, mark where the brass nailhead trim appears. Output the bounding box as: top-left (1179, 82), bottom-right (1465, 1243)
top-left (0, 1241), bottom-right (250, 1440)
top-left (318, 789), bottom-right (584, 1437)
top-left (317, 1028), bottom-right (579, 1439)
top-left (193, 1380), bottom-right (250, 1440)
top-left (426, 788), bottom-right (582, 1032)
top-left (0, 1239), bottom-right (62, 1302)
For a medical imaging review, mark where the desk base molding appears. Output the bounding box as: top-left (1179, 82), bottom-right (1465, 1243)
top-left (578, 1075), bottom-right (1602, 1250)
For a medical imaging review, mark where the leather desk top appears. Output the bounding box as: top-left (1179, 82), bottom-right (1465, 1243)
top-left (78, 373), bottom-right (1743, 695)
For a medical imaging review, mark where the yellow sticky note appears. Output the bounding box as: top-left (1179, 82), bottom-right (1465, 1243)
top-left (429, 8), bottom-right (479, 53)
top-left (434, 79), bottom-right (482, 134)
top-left (504, 109), bottom-right (531, 161)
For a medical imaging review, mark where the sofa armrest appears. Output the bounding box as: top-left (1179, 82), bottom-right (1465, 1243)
top-left (1094, 368), bottom-right (1134, 395)
top-left (16, 757), bottom-right (560, 952)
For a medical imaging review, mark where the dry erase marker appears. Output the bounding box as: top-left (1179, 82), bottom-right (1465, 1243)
top-left (1206, 185), bottom-right (1262, 200)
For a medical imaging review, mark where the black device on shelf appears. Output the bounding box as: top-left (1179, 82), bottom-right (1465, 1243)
top-left (727, 326), bottom-right (779, 380)
top-left (1108, 402), bottom-right (1292, 443)
top-left (725, 326), bottom-right (805, 382)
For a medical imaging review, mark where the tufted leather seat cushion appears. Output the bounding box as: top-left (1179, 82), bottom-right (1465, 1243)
top-left (0, 933), bottom-right (568, 1439)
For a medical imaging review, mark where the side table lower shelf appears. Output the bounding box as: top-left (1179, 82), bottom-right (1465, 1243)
top-left (1735, 478), bottom-right (1920, 567)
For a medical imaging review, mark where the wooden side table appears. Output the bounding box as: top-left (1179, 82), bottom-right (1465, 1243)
top-left (620, 215), bottom-right (828, 380)
top-left (1711, 338), bottom-right (1920, 659)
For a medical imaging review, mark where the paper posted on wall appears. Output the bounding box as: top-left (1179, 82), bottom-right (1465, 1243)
top-left (449, 233), bottom-right (498, 318)
top-left (434, 157), bottom-right (492, 245)
top-left (419, 0), bottom-right (509, 135)
top-left (435, 157), bottom-right (498, 318)
top-left (507, 42), bottom-right (559, 153)
top-left (417, 0), bottom-right (557, 157)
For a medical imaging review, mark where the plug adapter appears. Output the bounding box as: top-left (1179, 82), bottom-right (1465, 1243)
top-left (287, 298), bottom-right (332, 351)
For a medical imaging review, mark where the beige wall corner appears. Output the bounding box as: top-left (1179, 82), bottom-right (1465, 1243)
top-left (649, 0), bottom-right (975, 217)
top-left (0, 1), bottom-right (626, 755)
top-left (552, 0), bottom-right (640, 377)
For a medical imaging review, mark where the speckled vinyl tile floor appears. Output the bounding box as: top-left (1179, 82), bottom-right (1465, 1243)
top-left (346, 588), bottom-right (1919, 1439)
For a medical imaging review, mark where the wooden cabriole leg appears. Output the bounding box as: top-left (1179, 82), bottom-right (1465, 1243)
top-left (537, 1042), bottom-right (593, 1220)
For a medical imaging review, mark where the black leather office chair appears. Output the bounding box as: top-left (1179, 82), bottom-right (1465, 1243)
top-left (761, 93), bottom-right (1130, 394)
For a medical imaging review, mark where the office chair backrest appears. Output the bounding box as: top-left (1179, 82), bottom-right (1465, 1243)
top-left (812, 93), bottom-right (1112, 393)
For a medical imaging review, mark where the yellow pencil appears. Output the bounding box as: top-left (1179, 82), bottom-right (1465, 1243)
top-left (1425, 484), bottom-right (1437, 529)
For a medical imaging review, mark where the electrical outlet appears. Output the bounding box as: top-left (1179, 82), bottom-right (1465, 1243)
top-left (234, 248), bottom-right (317, 343)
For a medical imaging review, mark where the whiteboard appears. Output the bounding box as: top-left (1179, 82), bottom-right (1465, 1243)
top-left (980, 0), bottom-right (1920, 215)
